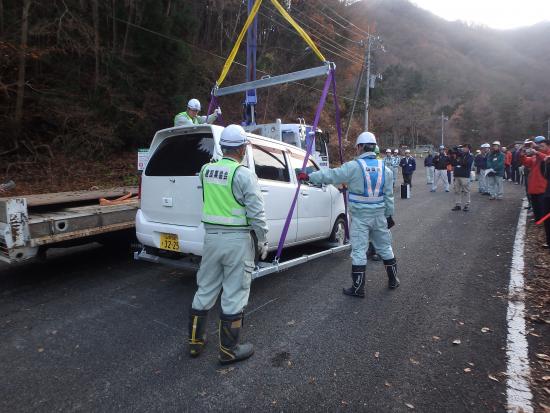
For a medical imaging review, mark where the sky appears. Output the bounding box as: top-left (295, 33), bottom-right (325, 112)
top-left (411, 0), bottom-right (550, 29)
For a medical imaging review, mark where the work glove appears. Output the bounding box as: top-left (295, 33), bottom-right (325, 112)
top-left (214, 107), bottom-right (222, 117)
top-left (387, 216), bottom-right (395, 229)
top-left (257, 241), bottom-right (268, 260)
top-left (297, 172), bottom-right (309, 182)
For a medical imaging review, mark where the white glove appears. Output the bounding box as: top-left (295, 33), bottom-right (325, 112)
top-left (258, 241), bottom-right (268, 260)
top-left (214, 107), bottom-right (222, 117)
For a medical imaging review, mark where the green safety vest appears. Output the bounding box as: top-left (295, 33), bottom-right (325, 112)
top-left (201, 158), bottom-right (248, 226)
top-left (174, 111), bottom-right (198, 125)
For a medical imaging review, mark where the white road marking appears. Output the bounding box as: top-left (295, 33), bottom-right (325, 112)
top-left (506, 199), bottom-right (533, 413)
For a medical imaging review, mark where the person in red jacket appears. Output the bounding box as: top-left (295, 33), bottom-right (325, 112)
top-left (521, 137), bottom-right (550, 222)
top-left (504, 147), bottom-right (513, 181)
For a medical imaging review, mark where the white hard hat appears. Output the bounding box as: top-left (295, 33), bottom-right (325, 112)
top-left (481, 143), bottom-right (490, 148)
top-left (439, 145), bottom-right (445, 149)
top-left (405, 149), bottom-right (411, 153)
top-left (492, 140), bottom-right (501, 146)
top-left (356, 131), bottom-right (377, 145)
top-left (187, 98), bottom-right (201, 111)
top-left (524, 139), bottom-right (532, 144)
top-left (502, 146), bottom-right (507, 150)
top-left (220, 125), bottom-right (248, 147)
top-left (386, 149), bottom-right (392, 153)
top-left (393, 149), bottom-right (399, 153)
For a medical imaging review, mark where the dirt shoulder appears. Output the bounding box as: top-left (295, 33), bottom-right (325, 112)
top-left (524, 219), bottom-right (550, 412)
top-left (0, 152), bottom-right (138, 196)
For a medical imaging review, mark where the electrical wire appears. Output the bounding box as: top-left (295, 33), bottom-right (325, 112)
top-left (320, 3), bottom-right (371, 37)
top-left (109, 16), bottom-right (365, 104)
top-left (275, 5), bottom-right (364, 58)
top-left (258, 9), bottom-right (364, 66)
top-left (262, 5), bottom-right (364, 63)
top-left (290, 6), bottom-right (363, 45)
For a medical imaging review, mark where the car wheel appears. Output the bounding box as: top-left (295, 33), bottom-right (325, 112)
top-left (329, 216), bottom-right (347, 245)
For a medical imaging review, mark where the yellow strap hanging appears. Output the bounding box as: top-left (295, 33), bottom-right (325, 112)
top-left (216, 0), bottom-right (264, 86)
top-left (215, 0), bottom-right (326, 87)
top-left (269, 0), bottom-right (326, 62)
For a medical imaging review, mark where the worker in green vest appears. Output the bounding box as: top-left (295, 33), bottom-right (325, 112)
top-left (188, 124), bottom-right (268, 365)
top-left (174, 98), bottom-right (221, 126)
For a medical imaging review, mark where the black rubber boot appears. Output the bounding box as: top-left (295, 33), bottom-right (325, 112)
top-left (188, 308), bottom-right (209, 357)
top-left (218, 312), bottom-right (254, 365)
top-left (343, 265), bottom-right (366, 298)
top-left (383, 258), bottom-right (400, 289)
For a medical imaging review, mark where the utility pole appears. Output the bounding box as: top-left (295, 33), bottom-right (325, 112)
top-left (546, 118), bottom-right (550, 139)
top-left (364, 33), bottom-right (372, 131)
top-left (440, 113), bottom-right (448, 146)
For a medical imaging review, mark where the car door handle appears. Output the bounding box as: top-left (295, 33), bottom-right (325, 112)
top-left (300, 191), bottom-right (309, 197)
top-left (261, 188), bottom-right (269, 194)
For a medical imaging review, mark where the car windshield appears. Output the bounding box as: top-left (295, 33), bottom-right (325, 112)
top-left (145, 133), bottom-right (214, 176)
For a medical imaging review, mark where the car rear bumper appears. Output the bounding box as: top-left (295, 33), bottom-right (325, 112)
top-left (136, 209), bottom-right (204, 255)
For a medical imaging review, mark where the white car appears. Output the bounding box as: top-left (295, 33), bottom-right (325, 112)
top-left (136, 124), bottom-right (347, 259)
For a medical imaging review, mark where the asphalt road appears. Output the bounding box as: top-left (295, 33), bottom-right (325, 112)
top-left (0, 166), bottom-right (525, 412)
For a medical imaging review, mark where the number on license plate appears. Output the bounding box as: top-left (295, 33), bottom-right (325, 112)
top-left (160, 233), bottom-right (179, 252)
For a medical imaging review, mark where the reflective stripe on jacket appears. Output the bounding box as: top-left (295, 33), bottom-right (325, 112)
top-left (348, 158), bottom-right (385, 204)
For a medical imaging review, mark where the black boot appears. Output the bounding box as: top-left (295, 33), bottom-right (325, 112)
top-left (342, 265), bottom-right (366, 298)
top-left (384, 258), bottom-right (400, 289)
top-left (218, 312), bottom-right (254, 365)
top-left (188, 308), bottom-right (209, 357)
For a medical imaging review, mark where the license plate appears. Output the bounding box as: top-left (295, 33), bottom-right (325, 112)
top-left (159, 233), bottom-right (180, 252)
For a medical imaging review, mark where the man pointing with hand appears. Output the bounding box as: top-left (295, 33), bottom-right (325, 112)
top-left (298, 131), bottom-right (399, 297)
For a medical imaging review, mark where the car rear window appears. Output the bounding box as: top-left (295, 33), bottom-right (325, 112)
top-left (145, 134), bottom-right (214, 176)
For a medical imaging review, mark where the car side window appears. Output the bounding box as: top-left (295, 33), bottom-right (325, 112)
top-left (290, 153), bottom-right (320, 176)
top-left (252, 145), bottom-right (290, 183)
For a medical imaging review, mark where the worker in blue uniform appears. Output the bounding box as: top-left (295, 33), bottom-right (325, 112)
top-left (298, 131), bottom-right (399, 296)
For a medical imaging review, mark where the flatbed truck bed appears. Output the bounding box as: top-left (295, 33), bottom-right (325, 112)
top-left (0, 187), bottom-right (138, 264)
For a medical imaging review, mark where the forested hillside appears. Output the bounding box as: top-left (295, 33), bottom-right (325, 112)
top-left (1, 0), bottom-right (549, 192)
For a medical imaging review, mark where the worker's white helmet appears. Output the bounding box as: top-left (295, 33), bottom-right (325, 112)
top-left (187, 98), bottom-right (201, 111)
top-left (492, 140), bottom-right (501, 146)
top-left (393, 149), bottom-right (399, 153)
top-left (439, 145), bottom-right (445, 149)
top-left (356, 131), bottom-right (377, 146)
top-left (386, 149), bottom-right (392, 153)
top-left (405, 149), bottom-right (411, 153)
top-left (481, 143), bottom-right (490, 148)
top-left (220, 124), bottom-right (248, 147)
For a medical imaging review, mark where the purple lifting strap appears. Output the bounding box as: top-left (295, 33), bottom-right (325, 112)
top-left (275, 70), bottom-right (334, 260)
top-left (205, 93), bottom-right (226, 126)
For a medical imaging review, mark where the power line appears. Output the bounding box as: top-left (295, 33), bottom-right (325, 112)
top-left (274, 6), bottom-right (368, 59)
top-left (109, 16), bottom-right (364, 105)
top-left (305, 3), bottom-right (370, 40)
top-left (291, 6), bottom-right (363, 45)
top-left (259, 11), bottom-right (363, 65)
top-left (258, 9), bottom-right (363, 66)
top-left (263, 4), bottom-right (364, 63)
top-left (321, 4), bottom-right (371, 38)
